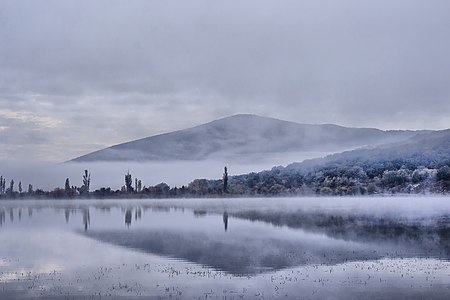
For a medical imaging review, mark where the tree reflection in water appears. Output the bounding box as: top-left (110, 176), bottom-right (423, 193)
top-left (223, 211), bottom-right (228, 232)
top-left (82, 208), bottom-right (90, 231)
top-left (125, 209), bottom-right (132, 227)
top-left (1, 202), bottom-right (450, 276)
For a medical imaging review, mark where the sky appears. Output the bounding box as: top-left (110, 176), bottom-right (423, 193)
top-left (1, 0), bottom-right (450, 162)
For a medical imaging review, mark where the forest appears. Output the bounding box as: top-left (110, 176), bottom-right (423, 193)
top-left (1, 154), bottom-right (450, 199)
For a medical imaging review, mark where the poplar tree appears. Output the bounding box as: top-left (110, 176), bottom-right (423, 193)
top-left (9, 179), bottom-right (14, 194)
top-left (0, 176), bottom-right (6, 194)
top-left (82, 170), bottom-right (90, 194)
top-left (223, 166), bottom-right (228, 193)
top-left (125, 171), bottom-right (133, 193)
top-left (65, 178), bottom-right (71, 193)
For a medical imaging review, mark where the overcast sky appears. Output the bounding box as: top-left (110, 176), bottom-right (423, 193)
top-left (1, 0), bottom-right (450, 162)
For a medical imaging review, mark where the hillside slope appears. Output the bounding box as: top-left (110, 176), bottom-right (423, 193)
top-left (287, 129), bottom-right (450, 171)
top-left (72, 114), bottom-right (423, 162)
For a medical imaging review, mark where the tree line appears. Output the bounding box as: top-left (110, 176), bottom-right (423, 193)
top-left (0, 167), bottom-right (230, 199)
top-left (1, 160), bottom-right (450, 200)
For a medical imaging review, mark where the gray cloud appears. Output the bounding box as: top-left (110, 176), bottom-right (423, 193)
top-left (0, 0), bottom-right (450, 161)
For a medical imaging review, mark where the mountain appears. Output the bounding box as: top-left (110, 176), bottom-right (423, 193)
top-left (223, 129), bottom-right (450, 196)
top-left (72, 114), bottom-right (425, 162)
top-left (286, 129), bottom-right (450, 171)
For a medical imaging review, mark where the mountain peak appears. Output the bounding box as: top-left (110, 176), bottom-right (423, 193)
top-left (71, 115), bottom-right (423, 162)
top-left (209, 114), bottom-right (292, 125)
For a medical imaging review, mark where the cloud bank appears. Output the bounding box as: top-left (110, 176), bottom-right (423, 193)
top-left (1, 0), bottom-right (450, 161)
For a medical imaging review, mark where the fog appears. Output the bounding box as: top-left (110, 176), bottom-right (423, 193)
top-left (0, 151), bottom-right (326, 190)
top-left (3, 198), bottom-right (450, 299)
top-left (1, 0), bottom-right (450, 161)
top-left (73, 114), bottom-right (423, 163)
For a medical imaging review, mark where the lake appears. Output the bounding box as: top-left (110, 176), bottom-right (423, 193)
top-left (1, 197), bottom-right (450, 299)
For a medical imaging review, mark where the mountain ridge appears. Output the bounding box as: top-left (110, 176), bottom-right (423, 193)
top-left (285, 128), bottom-right (450, 171)
top-left (71, 114), bottom-right (428, 162)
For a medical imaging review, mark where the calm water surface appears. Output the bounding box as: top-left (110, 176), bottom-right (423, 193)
top-left (1, 197), bottom-right (450, 299)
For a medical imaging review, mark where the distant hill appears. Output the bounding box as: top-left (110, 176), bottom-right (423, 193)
top-left (223, 129), bottom-right (450, 196)
top-left (72, 114), bottom-right (424, 162)
top-left (287, 129), bottom-right (450, 171)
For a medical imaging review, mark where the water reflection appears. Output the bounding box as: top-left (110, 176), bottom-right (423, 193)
top-left (65, 209), bottom-right (70, 223)
top-left (125, 209), bottom-right (132, 227)
top-left (82, 208), bottom-right (90, 231)
top-left (223, 211), bottom-right (228, 232)
top-left (0, 209), bottom-right (5, 226)
top-left (1, 201), bottom-right (450, 276)
top-left (193, 210), bottom-right (207, 217)
top-left (135, 207), bottom-right (142, 221)
top-left (81, 206), bottom-right (450, 274)
top-left (232, 210), bottom-right (450, 255)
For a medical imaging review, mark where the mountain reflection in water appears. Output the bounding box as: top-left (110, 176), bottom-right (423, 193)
top-left (2, 200), bottom-right (450, 276)
top-left (77, 206), bottom-right (450, 275)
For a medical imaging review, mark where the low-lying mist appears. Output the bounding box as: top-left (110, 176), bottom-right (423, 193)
top-left (0, 151), bottom-right (327, 191)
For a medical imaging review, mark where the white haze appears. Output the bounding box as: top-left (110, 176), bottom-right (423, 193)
top-left (1, 0), bottom-right (450, 161)
top-left (0, 152), bottom-right (327, 191)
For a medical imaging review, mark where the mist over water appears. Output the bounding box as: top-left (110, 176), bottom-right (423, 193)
top-left (1, 0), bottom-right (449, 298)
top-left (1, 197), bottom-right (450, 299)
top-left (0, 151), bottom-right (327, 190)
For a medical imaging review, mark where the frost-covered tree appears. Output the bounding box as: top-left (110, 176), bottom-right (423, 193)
top-left (137, 180), bottom-right (142, 193)
top-left (437, 166), bottom-right (450, 181)
top-left (18, 181), bottom-right (22, 193)
top-left (412, 167), bottom-right (430, 183)
top-left (0, 176), bottom-right (5, 194)
top-left (125, 171), bottom-right (133, 193)
top-left (9, 179), bottom-right (14, 194)
top-left (65, 178), bottom-right (70, 192)
top-left (28, 184), bottom-right (33, 194)
top-left (80, 170), bottom-right (90, 196)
